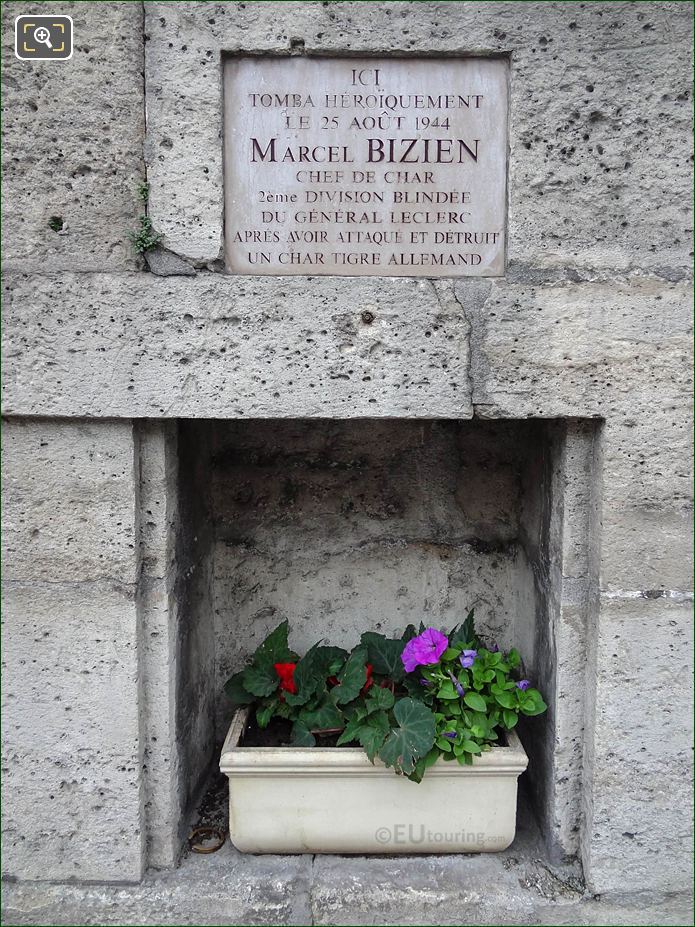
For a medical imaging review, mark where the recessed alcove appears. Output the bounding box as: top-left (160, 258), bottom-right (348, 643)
top-left (172, 417), bottom-right (598, 864)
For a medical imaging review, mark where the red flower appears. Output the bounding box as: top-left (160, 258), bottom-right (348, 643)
top-left (362, 663), bottom-right (374, 693)
top-left (274, 662), bottom-right (297, 695)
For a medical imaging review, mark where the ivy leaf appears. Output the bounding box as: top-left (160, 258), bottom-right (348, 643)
top-left (242, 664), bottom-right (278, 698)
top-left (285, 643), bottom-right (348, 706)
top-left (378, 698), bottom-right (436, 775)
top-left (365, 686), bottom-right (395, 713)
top-left (336, 715), bottom-right (364, 746)
top-left (360, 632), bottom-right (405, 681)
top-left (463, 691), bottom-right (487, 712)
top-left (331, 646), bottom-right (368, 705)
top-left (450, 609), bottom-right (477, 647)
top-left (223, 670), bottom-right (256, 706)
top-left (357, 712), bottom-right (390, 762)
top-left (408, 746), bottom-right (440, 782)
top-left (254, 619), bottom-right (295, 670)
top-left (299, 699), bottom-right (344, 731)
top-left (290, 719), bottom-right (316, 746)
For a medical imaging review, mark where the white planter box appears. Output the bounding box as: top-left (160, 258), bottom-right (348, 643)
top-left (220, 709), bottom-right (528, 854)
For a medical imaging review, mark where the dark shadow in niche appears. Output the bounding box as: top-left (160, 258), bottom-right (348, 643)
top-left (174, 417), bottom-right (601, 869)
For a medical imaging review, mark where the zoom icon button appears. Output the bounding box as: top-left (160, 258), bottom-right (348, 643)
top-left (15, 15), bottom-right (73, 60)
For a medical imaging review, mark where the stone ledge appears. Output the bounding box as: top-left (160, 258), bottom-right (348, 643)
top-left (2, 273), bottom-right (472, 419)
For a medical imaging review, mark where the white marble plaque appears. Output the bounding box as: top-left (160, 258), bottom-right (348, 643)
top-left (224, 57), bottom-right (508, 277)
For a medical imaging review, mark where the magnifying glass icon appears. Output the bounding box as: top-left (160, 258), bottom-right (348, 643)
top-left (34, 26), bottom-right (53, 49)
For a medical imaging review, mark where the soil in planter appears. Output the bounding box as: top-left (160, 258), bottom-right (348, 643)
top-left (241, 714), bottom-right (353, 748)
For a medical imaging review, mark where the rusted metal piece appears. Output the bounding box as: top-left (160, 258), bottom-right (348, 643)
top-left (189, 825), bottom-right (226, 854)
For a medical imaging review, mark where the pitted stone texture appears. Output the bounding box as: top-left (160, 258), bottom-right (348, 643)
top-left (209, 419), bottom-right (538, 732)
top-left (464, 276), bottom-right (692, 419)
top-left (144, 247), bottom-right (196, 277)
top-left (145, 1), bottom-right (692, 273)
top-left (2, 831), bottom-right (692, 926)
top-left (1, 2), bottom-right (145, 273)
top-left (1, 419), bottom-right (144, 882)
top-left (582, 596), bottom-right (694, 895)
top-left (1, 419), bottom-right (139, 584)
top-left (0, 583), bottom-right (143, 883)
top-left (1, 843), bottom-right (313, 926)
top-left (136, 423), bottom-right (183, 871)
top-left (1, 273), bottom-right (472, 418)
top-left (463, 275), bottom-right (694, 594)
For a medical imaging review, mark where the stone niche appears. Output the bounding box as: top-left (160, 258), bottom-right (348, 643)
top-left (174, 416), bottom-right (598, 864)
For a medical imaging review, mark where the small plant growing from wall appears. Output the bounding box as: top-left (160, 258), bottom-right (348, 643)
top-left (128, 181), bottom-right (163, 254)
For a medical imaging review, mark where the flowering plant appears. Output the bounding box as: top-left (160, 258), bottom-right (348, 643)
top-left (224, 612), bottom-right (546, 782)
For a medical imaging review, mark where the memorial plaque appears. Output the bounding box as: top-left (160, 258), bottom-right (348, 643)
top-left (224, 57), bottom-right (508, 277)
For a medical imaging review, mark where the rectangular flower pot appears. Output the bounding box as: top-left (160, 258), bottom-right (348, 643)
top-left (219, 709), bottom-right (528, 854)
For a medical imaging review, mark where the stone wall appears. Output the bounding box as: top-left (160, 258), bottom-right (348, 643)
top-left (1, 0), bottom-right (692, 898)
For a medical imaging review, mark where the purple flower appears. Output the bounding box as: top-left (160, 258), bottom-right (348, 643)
top-left (516, 679), bottom-right (531, 691)
top-left (489, 642), bottom-right (500, 653)
top-left (401, 628), bottom-right (448, 673)
top-left (448, 671), bottom-right (465, 697)
top-left (459, 649), bottom-right (478, 669)
top-left (443, 731), bottom-right (457, 740)
top-left (419, 678), bottom-right (433, 687)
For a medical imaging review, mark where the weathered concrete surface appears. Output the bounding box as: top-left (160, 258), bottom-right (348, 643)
top-left (1, 420), bottom-right (145, 882)
top-left (521, 421), bottom-right (598, 863)
top-left (1, 274), bottom-right (472, 418)
top-left (582, 595), bottom-right (694, 896)
top-left (136, 422), bottom-right (183, 871)
top-left (1, 834), bottom-right (691, 926)
top-left (209, 419), bottom-right (539, 732)
top-left (1, 1), bottom-right (145, 273)
top-left (144, 1), bottom-right (693, 273)
top-left (2, 0), bottom-right (693, 904)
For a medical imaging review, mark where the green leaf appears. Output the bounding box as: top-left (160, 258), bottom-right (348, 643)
top-left (441, 646), bottom-right (462, 661)
top-left (450, 610), bottom-right (477, 647)
top-left (503, 709), bottom-right (518, 729)
top-left (408, 746), bottom-right (440, 783)
top-left (457, 752), bottom-right (473, 766)
top-left (463, 691), bottom-right (487, 712)
top-left (365, 686), bottom-right (395, 713)
top-left (254, 619), bottom-right (295, 670)
top-left (495, 691), bottom-right (516, 709)
top-left (223, 670), bottom-right (256, 706)
top-left (436, 680), bottom-right (459, 700)
top-left (256, 701), bottom-right (277, 729)
top-left (520, 691), bottom-right (547, 716)
top-left (242, 664), bottom-right (278, 698)
top-left (462, 739), bottom-right (482, 754)
top-left (507, 648), bottom-right (521, 668)
top-left (299, 700), bottom-right (344, 731)
top-left (436, 736), bottom-right (454, 752)
top-left (360, 632), bottom-right (405, 681)
top-left (357, 712), bottom-right (390, 762)
top-left (290, 720), bottom-right (316, 746)
top-left (285, 643), bottom-right (348, 706)
top-left (331, 646), bottom-right (368, 704)
top-left (336, 715), bottom-right (364, 746)
top-left (275, 699), bottom-right (294, 719)
top-left (378, 698), bottom-right (436, 775)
